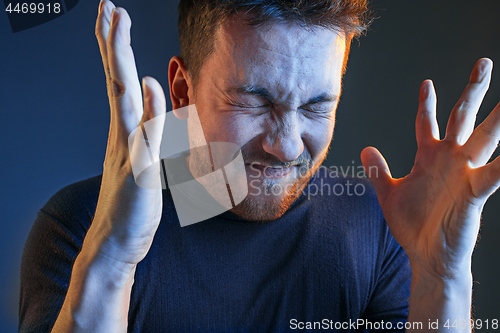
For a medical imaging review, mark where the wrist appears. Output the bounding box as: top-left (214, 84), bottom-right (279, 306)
top-left (411, 268), bottom-right (472, 299)
top-left (53, 238), bottom-right (136, 332)
top-left (76, 233), bottom-right (138, 285)
top-left (83, 211), bottom-right (148, 273)
top-left (408, 262), bottom-right (472, 330)
top-left (407, 249), bottom-right (473, 280)
top-left (410, 257), bottom-right (472, 293)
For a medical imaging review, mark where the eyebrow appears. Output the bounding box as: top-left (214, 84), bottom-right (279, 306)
top-left (227, 85), bottom-right (338, 106)
top-left (230, 85), bottom-right (274, 103)
top-left (304, 93), bottom-right (338, 105)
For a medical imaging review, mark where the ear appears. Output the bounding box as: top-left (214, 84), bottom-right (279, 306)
top-left (168, 56), bottom-right (191, 119)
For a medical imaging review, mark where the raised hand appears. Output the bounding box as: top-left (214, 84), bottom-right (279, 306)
top-left (88, 0), bottom-right (166, 267)
top-left (51, 2), bottom-right (166, 331)
top-left (361, 58), bottom-right (500, 330)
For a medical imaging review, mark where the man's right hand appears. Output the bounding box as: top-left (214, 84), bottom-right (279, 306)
top-left (51, 1), bottom-right (166, 331)
top-left (88, 0), bottom-right (166, 271)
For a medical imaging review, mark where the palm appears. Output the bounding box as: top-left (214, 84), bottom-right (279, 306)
top-left (90, 2), bottom-right (167, 266)
top-left (361, 59), bottom-right (500, 278)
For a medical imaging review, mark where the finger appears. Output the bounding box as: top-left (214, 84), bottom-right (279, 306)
top-left (416, 80), bottom-right (440, 147)
top-left (360, 147), bottom-right (393, 205)
top-left (95, 1), bottom-right (117, 124)
top-left (106, 7), bottom-right (143, 134)
top-left (140, 77), bottom-right (166, 171)
top-left (470, 153), bottom-right (500, 200)
top-left (445, 58), bottom-right (492, 145)
top-left (464, 100), bottom-right (500, 168)
top-left (96, 1), bottom-right (120, 162)
top-left (141, 77), bottom-right (167, 157)
top-left (95, 0), bottom-right (114, 81)
top-left (128, 77), bottom-right (167, 189)
top-left (141, 77), bottom-right (167, 124)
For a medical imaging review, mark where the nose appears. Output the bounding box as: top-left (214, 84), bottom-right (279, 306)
top-left (262, 111), bottom-right (304, 163)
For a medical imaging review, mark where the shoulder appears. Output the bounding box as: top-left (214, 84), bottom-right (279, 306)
top-left (44, 174), bottom-right (102, 213)
top-left (40, 174), bottom-right (103, 235)
top-left (19, 175), bottom-right (103, 332)
top-left (22, 175), bottom-right (103, 260)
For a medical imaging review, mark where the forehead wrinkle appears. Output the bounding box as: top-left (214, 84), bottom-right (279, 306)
top-left (256, 44), bottom-right (318, 60)
top-left (256, 23), bottom-right (344, 62)
top-left (256, 21), bottom-right (326, 49)
top-left (211, 17), bottom-right (344, 109)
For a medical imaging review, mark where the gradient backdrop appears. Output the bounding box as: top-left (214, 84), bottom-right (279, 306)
top-left (1, 1), bottom-right (500, 331)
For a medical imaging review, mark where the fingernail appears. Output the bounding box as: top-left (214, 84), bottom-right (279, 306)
top-left (111, 8), bottom-right (118, 25)
top-left (476, 59), bottom-right (492, 82)
top-left (480, 63), bottom-right (490, 81)
top-left (143, 78), bottom-right (151, 100)
top-left (478, 66), bottom-right (486, 81)
top-left (98, 0), bottom-right (104, 14)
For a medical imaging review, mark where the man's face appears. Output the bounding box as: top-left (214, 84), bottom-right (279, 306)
top-left (187, 16), bottom-right (346, 221)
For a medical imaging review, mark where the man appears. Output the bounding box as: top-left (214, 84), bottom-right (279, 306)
top-left (19, 0), bottom-right (500, 332)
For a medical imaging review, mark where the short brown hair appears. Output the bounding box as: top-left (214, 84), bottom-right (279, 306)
top-left (178, 0), bottom-right (371, 84)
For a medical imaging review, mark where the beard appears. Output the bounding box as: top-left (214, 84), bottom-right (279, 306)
top-left (229, 146), bottom-right (328, 222)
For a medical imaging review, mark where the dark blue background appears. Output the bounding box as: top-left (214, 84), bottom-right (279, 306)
top-left (1, 1), bottom-right (500, 331)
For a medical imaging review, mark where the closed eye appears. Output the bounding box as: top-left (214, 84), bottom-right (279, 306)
top-left (302, 102), bottom-right (335, 113)
top-left (227, 100), bottom-right (270, 109)
top-left (223, 92), bottom-right (271, 109)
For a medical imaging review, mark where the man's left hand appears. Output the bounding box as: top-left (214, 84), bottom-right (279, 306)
top-left (361, 58), bottom-right (500, 282)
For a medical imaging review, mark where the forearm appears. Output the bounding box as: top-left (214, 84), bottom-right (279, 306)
top-left (51, 233), bottom-right (136, 333)
top-left (407, 264), bottom-right (473, 332)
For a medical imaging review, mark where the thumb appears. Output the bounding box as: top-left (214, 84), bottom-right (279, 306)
top-left (128, 76), bottom-right (166, 189)
top-left (141, 76), bottom-right (167, 123)
top-left (360, 146), bottom-right (393, 204)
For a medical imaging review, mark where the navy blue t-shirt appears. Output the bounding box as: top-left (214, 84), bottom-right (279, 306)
top-left (19, 170), bottom-right (411, 332)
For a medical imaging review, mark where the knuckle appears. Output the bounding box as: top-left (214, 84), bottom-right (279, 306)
top-left (478, 124), bottom-right (496, 138)
top-left (105, 75), bottom-right (113, 92)
top-left (95, 29), bottom-right (108, 50)
top-left (418, 108), bottom-right (431, 119)
top-left (111, 78), bottom-right (126, 99)
top-left (105, 67), bottom-right (112, 80)
top-left (457, 100), bottom-right (473, 111)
